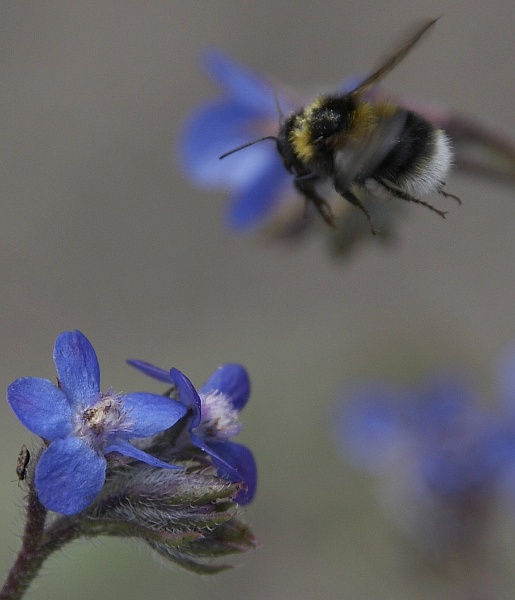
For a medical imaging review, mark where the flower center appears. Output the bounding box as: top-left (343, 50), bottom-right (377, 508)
top-left (80, 389), bottom-right (131, 445)
top-left (195, 391), bottom-right (242, 442)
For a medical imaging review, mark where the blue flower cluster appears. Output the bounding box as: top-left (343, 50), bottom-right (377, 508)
top-left (7, 331), bottom-right (256, 515)
top-left (335, 352), bottom-right (515, 511)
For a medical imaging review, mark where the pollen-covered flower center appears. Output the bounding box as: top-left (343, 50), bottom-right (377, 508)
top-left (195, 391), bottom-right (242, 442)
top-left (80, 389), bottom-right (131, 443)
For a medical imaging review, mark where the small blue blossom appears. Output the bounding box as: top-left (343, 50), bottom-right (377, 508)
top-left (127, 359), bottom-right (257, 505)
top-left (7, 331), bottom-right (187, 515)
top-left (337, 371), bottom-right (515, 504)
top-left (179, 50), bottom-right (295, 231)
top-left (333, 358), bottom-right (515, 560)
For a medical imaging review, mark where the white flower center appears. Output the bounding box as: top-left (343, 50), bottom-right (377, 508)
top-left (195, 391), bottom-right (242, 442)
top-left (79, 388), bottom-right (132, 446)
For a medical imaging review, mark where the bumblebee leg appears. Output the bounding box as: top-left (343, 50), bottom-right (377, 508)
top-left (294, 174), bottom-right (337, 229)
top-left (375, 178), bottom-right (448, 218)
top-left (438, 181), bottom-right (461, 205)
top-left (343, 190), bottom-right (378, 235)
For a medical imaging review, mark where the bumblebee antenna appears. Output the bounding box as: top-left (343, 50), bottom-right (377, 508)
top-left (219, 136), bottom-right (277, 160)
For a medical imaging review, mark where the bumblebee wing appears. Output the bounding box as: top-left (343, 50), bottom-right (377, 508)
top-left (332, 110), bottom-right (407, 193)
top-left (349, 18), bottom-right (438, 97)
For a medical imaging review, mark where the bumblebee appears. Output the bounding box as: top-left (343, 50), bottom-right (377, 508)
top-left (221, 18), bottom-right (459, 232)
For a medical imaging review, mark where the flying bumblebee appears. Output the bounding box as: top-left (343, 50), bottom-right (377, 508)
top-left (220, 18), bottom-right (459, 233)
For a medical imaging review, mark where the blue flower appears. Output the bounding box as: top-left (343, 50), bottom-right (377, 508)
top-left (179, 50), bottom-right (295, 231)
top-left (333, 358), bottom-right (515, 562)
top-left (337, 371), bottom-right (515, 504)
top-left (7, 331), bottom-right (187, 515)
top-left (127, 359), bottom-right (257, 505)
top-left (336, 367), bottom-right (515, 505)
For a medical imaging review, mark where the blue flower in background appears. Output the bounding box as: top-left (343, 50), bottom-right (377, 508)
top-left (7, 331), bottom-right (187, 515)
top-left (333, 352), bottom-right (515, 559)
top-left (127, 359), bottom-right (257, 505)
top-left (179, 50), bottom-right (295, 231)
top-left (337, 370), bottom-right (515, 504)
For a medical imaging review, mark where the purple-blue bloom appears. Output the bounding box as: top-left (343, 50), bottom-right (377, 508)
top-left (179, 50), bottom-right (295, 231)
top-left (127, 359), bottom-right (257, 505)
top-left (7, 331), bottom-right (187, 515)
top-left (333, 355), bottom-right (515, 562)
top-left (337, 370), bottom-right (515, 505)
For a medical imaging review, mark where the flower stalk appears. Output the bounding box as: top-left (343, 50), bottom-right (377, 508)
top-left (1, 459), bottom-right (47, 600)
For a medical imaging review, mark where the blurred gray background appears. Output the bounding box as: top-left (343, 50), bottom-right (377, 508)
top-left (1, 1), bottom-right (514, 599)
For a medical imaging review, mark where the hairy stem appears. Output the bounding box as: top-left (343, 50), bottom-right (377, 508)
top-left (0, 483), bottom-right (48, 600)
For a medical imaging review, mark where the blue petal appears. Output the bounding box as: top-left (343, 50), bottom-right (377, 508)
top-left (199, 364), bottom-right (250, 411)
top-left (194, 436), bottom-right (257, 505)
top-left (203, 49), bottom-right (279, 114)
top-left (409, 373), bottom-right (478, 434)
top-left (227, 153), bottom-right (291, 230)
top-left (421, 426), bottom-right (515, 499)
top-left (335, 382), bottom-right (407, 474)
top-left (105, 439), bottom-right (182, 470)
top-left (53, 331), bottom-right (100, 410)
top-left (170, 368), bottom-right (202, 428)
top-left (7, 377), bottom-right (73, 440)
top-left (216, 442), bottom-right (257, 505)
top-left (119, 392), bottom-right (187, 437)
top-left (180, 101), bottom-right (278, 188)
top-left (126, 359), bottom-right (173, 384)
top-left (35, 437), bottom-right (106, 515)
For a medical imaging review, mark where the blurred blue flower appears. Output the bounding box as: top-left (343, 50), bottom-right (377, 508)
top-left (334, 356), bottom-right (515, 562)
top-left (337, 370), bottom-right (515, 505)
top-left (127, 359), bottom-right (257, 505)
top-left (180, 50), bottom-right (294, 231)
top-left (7, 331), bottom-right (187, 515)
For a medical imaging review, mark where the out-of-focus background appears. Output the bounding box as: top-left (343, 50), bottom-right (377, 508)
top-left (1, 1), bottom-right (514, 598)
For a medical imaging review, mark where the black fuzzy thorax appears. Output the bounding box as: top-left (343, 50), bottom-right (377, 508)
top-left (308, 96), bottom-right (356, 141)
top-left (276, 96), bottom-right (357, 176)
